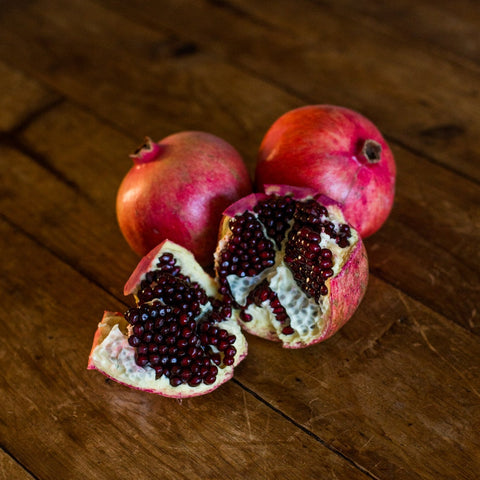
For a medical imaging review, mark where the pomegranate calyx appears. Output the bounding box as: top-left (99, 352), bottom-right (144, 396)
top-left (129, 137), bottom-right (163, 164)
top-left (359, 139), bottom-right (382, 164)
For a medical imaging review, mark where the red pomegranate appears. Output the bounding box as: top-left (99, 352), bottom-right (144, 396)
top-left (116, 132), bottom-right (252, 267)
top-left (255, 105), bottom-right (396, 238)
top-left (88, 240), bottom-right (248, 398)
top-left (214, 185), bottom-right (369, 348)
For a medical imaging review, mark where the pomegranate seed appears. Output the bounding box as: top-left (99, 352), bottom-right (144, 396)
top-left (217, 340), bottom-right (230, 351)
top-left (169, 377), bottom-right (182, 387)
top-left (204, 375), bottom-right (217, 384)
top-left (176, 338), bottom-right (189, 349)
top-left (188, 375), bottom-right (202, 387)
top-left (149, 353), bottom-right (162, 365)
top-left (180, 356), bottom-right (192, 367)
top-left (128, 336), bottom-right (141, 347)
top-left (135, 354), bottom-right (149, 367)
top-left (142, 332), bottom-right (153, 343)
top-left (132, 324), bottom-right (144, 337)
top-left (224, 345), bottom-right (237, 357)
top-left (137, 344), bottom-right (149, 355)
top-left (240, 311), bottom-right (253, 322)
top-left (210, 353), bottom-right (221, 365)
top-left (321, 269), bottom-right (334, 279)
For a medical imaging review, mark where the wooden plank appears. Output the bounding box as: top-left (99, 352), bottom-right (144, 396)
top-left (16, 100), bottom-right (480, 331)
top-left (320, 0), bottom-right (480, 64)
top-left (4, 0), bottom-right (476, 333)
top-left (1, 2), bottom-right (478, 480)
top-left (0, 450), bottom-right (34, 480)
top-left (0, 142), bottom-right (137, 301)
top-left (94, 0), bottom-right (480, 183)
top-left (365, 144), bottom-right (480, 332)
top-left (0, 59), bottom-right (59, 132)
top-left (5, 103), bottom-right (480, 479)
top-left (0, 0), bottom-right (298, 168)
top-left (0, 218), bottom-right (374, 480)
top-left (238, 276), bottom-right (480, 479)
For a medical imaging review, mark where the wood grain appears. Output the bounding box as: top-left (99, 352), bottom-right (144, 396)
top-left (2, 94), bottom-right (479, 480)
top-left (14, 81), bottom-right (480, 330)
top-left (1, 0), bottom-right (479, 478)
top-left (0, 450), bottom-right (34, 480)
top-left (0, 217), bottom-right (372, 480)
top-left (96, 0), bottom-right (480, 182)
top-left (238, 277), bottom-right (480, 479)
top-left (323, 0), bottom-right (480, 63)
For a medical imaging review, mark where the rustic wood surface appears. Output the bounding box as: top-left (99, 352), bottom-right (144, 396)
top-left (1, 1), bottom-right (479, 479)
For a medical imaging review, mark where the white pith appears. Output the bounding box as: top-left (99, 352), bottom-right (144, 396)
top-left (224, 201), bottom-right (358, 346)
top-left (90, 311), bottom-right (247, 398)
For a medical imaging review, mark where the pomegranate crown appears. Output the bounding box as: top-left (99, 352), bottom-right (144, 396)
top-left (130, 137), bottom-right (163, 164)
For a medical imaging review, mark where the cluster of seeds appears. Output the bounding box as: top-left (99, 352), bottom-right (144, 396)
top-left (284, 198), bottom-right (352, 301)
top-left (216, 193), bottom-right (354, 336)
top-left (284, 226), bottom-right (333, 302)
top-left (253, 195), bottom-right (296, 248)
top-left (125, 253), bottom-right (237, 388)
top-left (241, 280), bottom-right (293, 334)
top-left (294, 199), bottom-right (352, 248)
top-left (217, 212), bottom-right (275, 303)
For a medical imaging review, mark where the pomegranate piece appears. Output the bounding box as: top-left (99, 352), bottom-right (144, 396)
top-left (88, 240), bottom-right (247, 398)
top-left (255, 105), bottom-right (396, 238)
top-left (116, 132), bottom-right (252, 267)
top-left (215, 185), bottom-right (369, 348)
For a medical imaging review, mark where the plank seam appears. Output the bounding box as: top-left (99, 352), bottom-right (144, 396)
top-left (0, 445), bottom-right (39, 480)
top-left (232, 378), bottom-right (382, 480)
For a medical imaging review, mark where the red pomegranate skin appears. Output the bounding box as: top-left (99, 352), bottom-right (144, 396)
top-left (255, 105), bottom-right (396, 238)
top-left (117, 131), bottom-right (252, 267)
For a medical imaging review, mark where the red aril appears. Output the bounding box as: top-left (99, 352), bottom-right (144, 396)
top-left (88, 240), bottom-right (247, 398)
top-left (255, 105), bottom-right (396, 238)
top-left (214, 185), bottom-right (368, 348)
top-left (116, 132), bottom-right (252, 267)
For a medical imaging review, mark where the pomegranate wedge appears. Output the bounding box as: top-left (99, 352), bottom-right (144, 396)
top-left (215, 185), bottom-right (369, 348)
top-left (88, 240), bottom-right (247, 398)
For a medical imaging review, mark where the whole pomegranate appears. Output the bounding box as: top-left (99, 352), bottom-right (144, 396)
top-left (255, 105), bottom-right (396, 238)
top-left (88, 240), bottom-right (248, 398)
top-left (116, 132), bottom-right (252, 267)
top-left (215, 185), bottom-right (368, 348)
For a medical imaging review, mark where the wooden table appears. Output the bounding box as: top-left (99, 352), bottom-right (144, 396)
top-left (1, 1), bottom-right (479, 479)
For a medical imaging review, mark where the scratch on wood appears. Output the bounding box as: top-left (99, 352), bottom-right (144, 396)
top-left (242, 389), bottom-right (253, 440)
top-left (397, 291), bottom-right (480, 400)
top-left (359, 435), bottom-right (374, 453)
top-left (468, 308), bottom-right (477, 329)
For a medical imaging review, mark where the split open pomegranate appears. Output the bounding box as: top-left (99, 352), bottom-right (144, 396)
top-left (88, 240), bottom-right (247, 398)
top-left (214, 185), bottom-right (369, 348)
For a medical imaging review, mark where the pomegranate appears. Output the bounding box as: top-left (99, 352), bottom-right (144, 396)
top-left (214, 185), bottom-right (368, 348)
top-left (116, 132), bottom-right (252, 267)
top-left (88, 240), bottom-right (248, 398)
top-left (255, 105), bottom-right (396, 238)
